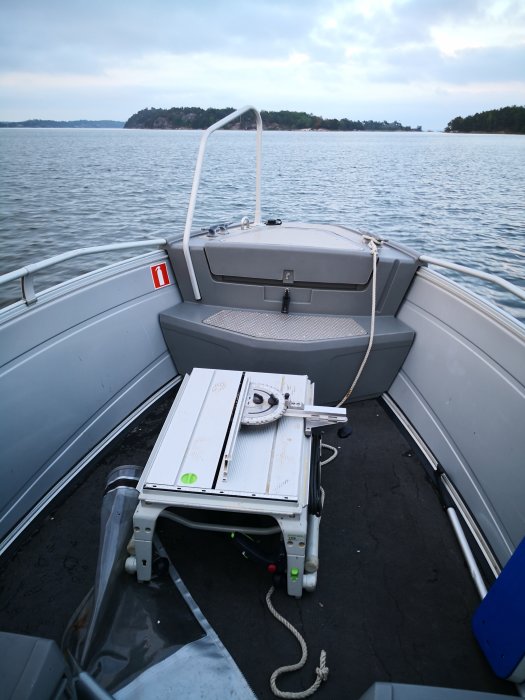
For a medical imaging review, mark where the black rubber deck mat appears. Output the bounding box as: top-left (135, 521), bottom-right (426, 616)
top-left (0, 397), bottom-right (516, 698)
top-left (157, 399), bottom-right (516, 698)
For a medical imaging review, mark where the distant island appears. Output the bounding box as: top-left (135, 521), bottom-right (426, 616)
top-left (124, 107), bottom-right (421, 132)
top-left (445, 106), bottom-right (525, 134)
top-left (0, 119), bottom-right (124, 128)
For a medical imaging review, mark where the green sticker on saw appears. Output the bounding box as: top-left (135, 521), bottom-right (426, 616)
top-left (181, 473), bottom-right (198, 485)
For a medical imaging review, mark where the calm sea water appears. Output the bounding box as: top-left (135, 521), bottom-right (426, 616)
top-left (0, 128), bottom-right (524, 319)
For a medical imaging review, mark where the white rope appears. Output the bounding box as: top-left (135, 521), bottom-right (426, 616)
top-left (320, 442), bottom-right (338, 466)
top-left (266, 586), bottom-right (329, 698)
top-left (337, 238), bottom-right (379, 407)
top-left (265, 425), bottom-right (337, 697)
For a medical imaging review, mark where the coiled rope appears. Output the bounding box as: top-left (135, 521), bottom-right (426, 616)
top-left (266, 586), bottom-right (329, 698)
top-left (337, 237), bottom-right (379, 407)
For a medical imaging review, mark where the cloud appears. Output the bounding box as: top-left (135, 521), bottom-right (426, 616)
top-left (361, 44), bottom-right (525, 85)
top-left (0, 0), bottom-right (326, 72)
top-left (0, 0), bottom-right (523, 128)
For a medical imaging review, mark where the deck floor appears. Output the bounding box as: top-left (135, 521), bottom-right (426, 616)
top-left (0, 396), bottom-right (516, 699)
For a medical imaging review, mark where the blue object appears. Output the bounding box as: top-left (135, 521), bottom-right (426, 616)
top-left (472, 537), bottom-right (525, 682)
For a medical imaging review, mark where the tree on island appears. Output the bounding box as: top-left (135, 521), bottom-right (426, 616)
top-left (445, 106), bottom-right (525, 134)
top-left (0, 119), bottom-right (124, 128)
top-left (123, 107), bottom-right (421, 132)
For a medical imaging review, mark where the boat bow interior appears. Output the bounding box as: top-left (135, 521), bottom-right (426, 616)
top-left (0, 106), bottom-right (524, 700)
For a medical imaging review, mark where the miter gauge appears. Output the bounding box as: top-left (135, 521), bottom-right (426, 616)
top-left (241, 381), bottom-right (347, 432)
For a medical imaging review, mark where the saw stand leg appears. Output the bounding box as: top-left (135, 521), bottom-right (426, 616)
top-left (277, 507), bottom-right (310, 598)
top-left (132, 501), bottom-right (164, 582)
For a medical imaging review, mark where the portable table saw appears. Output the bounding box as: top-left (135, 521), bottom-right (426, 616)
top-left (132, 367), bottom-right (346, 596)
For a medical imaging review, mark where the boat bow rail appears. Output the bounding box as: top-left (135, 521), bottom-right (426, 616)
top-left (419, 255), bottom-right (525, 304)
top-left (164, 108), bottom-right (422, 405)
top-left (0, 238), bottom-right (168, 306)
top-left (182, 105), bottom-right (263, 301)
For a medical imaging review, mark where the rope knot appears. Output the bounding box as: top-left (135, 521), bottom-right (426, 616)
top-left (266, 585), bottom-right (329, 697)
top-left (316, 651), bottom-right (329, 683)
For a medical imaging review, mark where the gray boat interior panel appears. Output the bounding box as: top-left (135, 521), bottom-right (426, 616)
top-left (161, 222), bottom-right (418, 404)
top-left (357, 682), bottom-right (515, 699)
top-left (0, 631), bottom-right (70, 700)
top-left (167, 222), bottom-right (419, 316)
top-left (160, 303), bottom-right (414, 404)
top-left (1, 253), bottom-right (172, 364)
top-left (0, 254), bottom-right (180, 548)
top-left (388, 268), bottom-right (525, 567)
top-left (204, 224), bottom-right (374, 285)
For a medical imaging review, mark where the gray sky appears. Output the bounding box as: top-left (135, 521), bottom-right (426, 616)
top-left (0, 0), bottom-right (524, 130)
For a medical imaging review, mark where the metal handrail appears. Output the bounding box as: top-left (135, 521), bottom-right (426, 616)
top-left (182, 105), bottom-right (263, 300)
top-left (0, 238), bottom-right (167, 305)
top-left (419, 255), bottom-right (525, 302)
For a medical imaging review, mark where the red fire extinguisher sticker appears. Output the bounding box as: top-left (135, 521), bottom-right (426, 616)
top-left (150, 262), bottom-right (171, 289)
